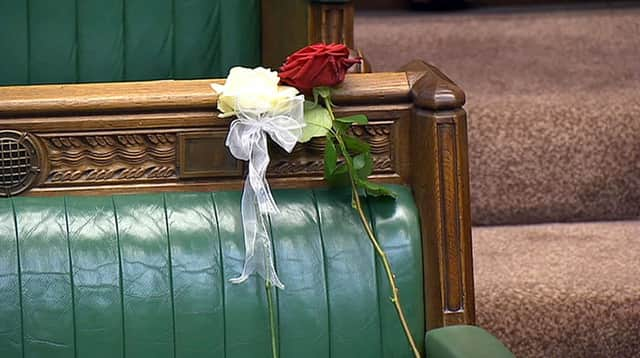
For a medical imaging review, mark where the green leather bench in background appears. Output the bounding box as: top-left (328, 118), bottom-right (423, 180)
top-left (0, 0), bottom-right (514, 356)
top-left (0, 0), bottom-right (356, 86)
top-left (0, 0), bottom-right (261, 85)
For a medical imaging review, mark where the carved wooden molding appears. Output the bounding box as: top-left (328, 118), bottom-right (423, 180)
top-left (40, 133), bottom-right (176, 185)
top-left (269, 122), bottom-right (395, 177)
top-left (17, 119), bottom-right (399, 191)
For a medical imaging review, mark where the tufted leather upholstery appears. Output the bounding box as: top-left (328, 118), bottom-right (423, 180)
top-left (0, 186), bottom-right (426, 358)
top-left (0, 0), bottom-right (261, 85)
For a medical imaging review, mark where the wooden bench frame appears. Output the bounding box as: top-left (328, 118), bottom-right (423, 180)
top-left (0, 0), bottom-right (473, 331)
top-left (0, 61), bottom-right (474, 331)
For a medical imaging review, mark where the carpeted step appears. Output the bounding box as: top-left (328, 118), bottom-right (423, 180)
top-left (473, 221), bottom-right (640, 357)
top-left (356, 6), bottom-right (640, 357)
top-left (355, 4), bottom-right (640, 225)
top-left (468, 90), bottom-right (640, 225)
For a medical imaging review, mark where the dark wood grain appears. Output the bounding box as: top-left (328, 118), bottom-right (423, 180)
top-left (262, 0), bottom-right (355, 69)
top-left (0, 73), bottom-right (409, 117)
top-left (261, 0), bottom-right (310, 69)
top-left (309, 2), bottom-right (355, 47)
top-left (411, 107), bottom-right (475, 328)
top-left (402, 60), bottom-right (466, 110)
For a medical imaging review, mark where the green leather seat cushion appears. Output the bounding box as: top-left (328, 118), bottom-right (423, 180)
top-left (0, 185), bottom-right (425, 357)
top-left (0, 0), bottom-right (261, 85)
top-left (426, 325), bottom-right (515, 358)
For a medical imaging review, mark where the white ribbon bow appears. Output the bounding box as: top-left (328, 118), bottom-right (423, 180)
top-left (226, 95), bottom-right (305, 289)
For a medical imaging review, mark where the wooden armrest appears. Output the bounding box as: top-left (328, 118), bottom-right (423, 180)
top-left (0, 73), bottom-right (410, 118)
top-left (400, 59), bottom-right (465, 110)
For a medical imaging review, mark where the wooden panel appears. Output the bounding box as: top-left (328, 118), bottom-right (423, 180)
top-left (261, 1), bottom-right (355, 69)
top-left (177, 131), bottom-right (242, 178)
top-left (411, 106), bottom-right (442, 329)
top-left (261, 0), bottom-right (309, 69)
top-left (437, 123), bottom-right (463, 313)
top-left (309, 3), bottom-right (355, 47)
top-left (411, 108), bottom-right (475, 328)
top-left (451, 110), bottom-right (475, 326)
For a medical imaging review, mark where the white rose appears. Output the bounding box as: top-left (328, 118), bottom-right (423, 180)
top-left (211, 67), bottom-right (299, 118)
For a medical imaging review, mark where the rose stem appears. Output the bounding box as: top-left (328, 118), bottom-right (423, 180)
top-left (266, 280), bottom-right (278, 358)
top-left (261, 210), bottom-right (278, 358)
top-left (326, 103), bottom-right (422, 358)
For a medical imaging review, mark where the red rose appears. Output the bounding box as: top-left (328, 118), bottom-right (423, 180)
top-left (279, 43), bottom-right (361, 92)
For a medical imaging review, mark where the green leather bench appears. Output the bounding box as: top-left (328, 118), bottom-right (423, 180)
top-left (0, 1), bottom-right (514, 357)
top-left (0, 187), bottom-right (512, 357)
top-left (0, 0), bottom-right (355, 85)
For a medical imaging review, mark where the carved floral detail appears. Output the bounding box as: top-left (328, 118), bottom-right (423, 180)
top-left (42, 134), bottom-right (176, 184)
top-left (35, 124), bottom-right (395, 184)
top-left (268, 123), bottom-right (394, 176)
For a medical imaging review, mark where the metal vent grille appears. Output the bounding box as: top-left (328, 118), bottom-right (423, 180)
top-left (0, 131), bottom-right (40, 197)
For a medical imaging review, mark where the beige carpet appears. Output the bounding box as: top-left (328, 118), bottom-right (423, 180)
top-left (355, 4), bottom-right (640, 225)
top-left (473, 221), bottom-right (640, 357)
top-left (356, 5), bottom-right (640, 357)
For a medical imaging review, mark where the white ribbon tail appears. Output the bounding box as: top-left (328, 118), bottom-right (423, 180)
top-left (225, 95), bottom-right (305, 290)
top-left (229, 177), bottom-right (285, 289)
top-left (226, 96), bottom-right (304, 289)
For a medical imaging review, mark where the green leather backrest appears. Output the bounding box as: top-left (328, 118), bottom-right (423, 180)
top-left (0, 186), bottom-right (424, 358)
top-left (0, 0), bottom-right (260, 85)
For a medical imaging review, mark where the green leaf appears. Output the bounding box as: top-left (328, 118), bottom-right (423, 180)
top-left (300, 105), bottom-right (332, 143)
top-left (324, 136), bottom-right (337, 179)
top-left (343, 135), bottom-right (370, 154)
top-left (340, 142), bottom-right (354, 168)
top-left (326, 163), bottom-right (350, 186)
top-left (358, 179), bottom-right (398, 198)
top-left (335, 114), bottom-right (368, 125)
top-left (353, 152), bottom-right (373, 179)
top-left (334, 121), bottom-right (350, 134)
top-left (353, 153), bottom-right (366, 171)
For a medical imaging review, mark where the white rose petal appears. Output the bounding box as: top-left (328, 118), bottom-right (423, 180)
top-left (211, 67), bottom-right (299, 118)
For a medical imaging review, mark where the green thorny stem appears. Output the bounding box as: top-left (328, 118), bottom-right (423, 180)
top-left (326, 99), bottom-right (422, 358)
